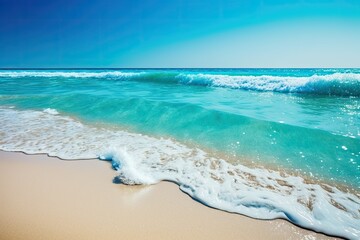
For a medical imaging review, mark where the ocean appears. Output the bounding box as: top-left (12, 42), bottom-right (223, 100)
top-left (0, 68), bottom-right (359, 239)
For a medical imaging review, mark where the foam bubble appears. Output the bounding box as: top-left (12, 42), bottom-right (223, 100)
top-left (43, 108), bottom-right (59, 115)
top-left (0, 107), bottom-right (359, 239)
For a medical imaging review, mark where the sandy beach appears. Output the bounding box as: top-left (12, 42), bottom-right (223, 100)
top-left (0, 150), bottom-right (339, 240)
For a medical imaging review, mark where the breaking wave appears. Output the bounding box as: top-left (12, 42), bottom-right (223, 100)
top-left (178, 72), bottom-right (360, 96)
top-left (1, 70), bottom-right (360, 96)
top-left (0, 71), bottom-right (360, 97)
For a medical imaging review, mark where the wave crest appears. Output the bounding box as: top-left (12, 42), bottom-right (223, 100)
top-left (1, 70), bottom-right (360, 96)
top-left (178, 72), bottom-right (360, 96)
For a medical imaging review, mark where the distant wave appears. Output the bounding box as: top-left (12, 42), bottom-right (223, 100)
top-left (178, 72), bottom-right (360, 96)
top-left (1, 71), bottom-right (360, 96)
top-left (0, 71), bottom-right (142, 78)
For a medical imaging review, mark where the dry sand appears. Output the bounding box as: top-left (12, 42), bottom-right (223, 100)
top-left (0, 151), bottom-right (338, 240)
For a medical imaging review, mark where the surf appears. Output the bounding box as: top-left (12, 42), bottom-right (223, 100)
top-left (0, 107), bottom-right (359, 239)
top-left (1, 69), bottom-right (360, 96)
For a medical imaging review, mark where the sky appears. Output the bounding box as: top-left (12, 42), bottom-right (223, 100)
top-left (0, 0), bottom-right (359, 68)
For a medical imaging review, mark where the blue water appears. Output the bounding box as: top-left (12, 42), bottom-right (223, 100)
top-left (0, 69), bottom-right (359, 239)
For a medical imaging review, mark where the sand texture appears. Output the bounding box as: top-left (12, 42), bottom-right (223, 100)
top-left (0, 151), bottom-right (338, 240)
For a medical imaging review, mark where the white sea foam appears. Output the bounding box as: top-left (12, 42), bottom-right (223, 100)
top-left (0, 71), bottom-right (142, 78)
top-left (0, 107), bottom-right (359, 239)
top-left (178, 72), bottom-right (360, 95)
top-left (43, 108), bottom-right (59, 115)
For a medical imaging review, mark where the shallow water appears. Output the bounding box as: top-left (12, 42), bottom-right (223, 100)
top-left (0, 69), bottom-right (359, 239)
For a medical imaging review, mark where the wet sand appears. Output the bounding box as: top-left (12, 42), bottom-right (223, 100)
top-left (0, 151), bottom-right (338, 240)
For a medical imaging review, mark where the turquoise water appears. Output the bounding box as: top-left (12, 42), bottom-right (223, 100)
top-left (0, 69), bottom-right (359, 238)
top-left (1, 69), bottom-right (359, 186)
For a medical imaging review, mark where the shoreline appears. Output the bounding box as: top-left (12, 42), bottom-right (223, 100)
top-left (0, 150), bottom-right (338, 239)
top-left (1, 105), bottom-right (357, 194)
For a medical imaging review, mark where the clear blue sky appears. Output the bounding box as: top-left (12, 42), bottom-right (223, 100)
top-left (0, 0), bottom-right (359, 68)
